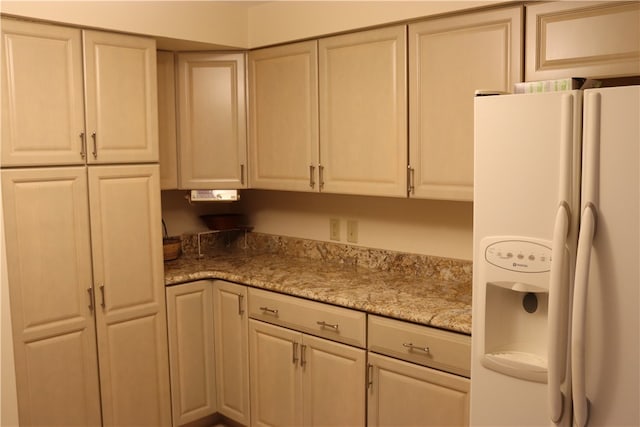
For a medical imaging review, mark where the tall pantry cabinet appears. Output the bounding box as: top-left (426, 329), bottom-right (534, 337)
top-left (1, 18), bottom-right (171, 426)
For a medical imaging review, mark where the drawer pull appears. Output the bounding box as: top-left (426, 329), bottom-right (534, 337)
top-left (259, 306), bottom-right (279, 316)
top-left (403, 342), bottom-right (430, 354)
top-left (317, 321), bottom-right (339, 331)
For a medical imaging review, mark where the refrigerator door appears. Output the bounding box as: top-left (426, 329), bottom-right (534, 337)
top-left (472, 91), bottom-right (582, 426)
top-left (572, 86), bottom-right (639, 427)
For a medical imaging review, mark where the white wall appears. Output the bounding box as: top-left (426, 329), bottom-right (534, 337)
top-left (241, 190), bottom-right (473, 260)
top-left (0, 1), bottom-right (251, 49)
top-left (247, 0), bottom-right (509, 47)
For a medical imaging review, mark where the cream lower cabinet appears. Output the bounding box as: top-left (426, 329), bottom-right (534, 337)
top-left (212, 280), bottom-right (251, 425)
top-left (166, 281), bottom-right (217, 426)
top-left (2, 164), bottom-right (171, 426)
top-left (248, 287), bottom-right (367, 426)
top-left (367, 315), bottom-right (470, 427)
top-left (367, 353), bottom-right (469, 427)
top-left (249, 319), bottom-right (366, 427)
top-left (408, 7), bottom-right (522, 201)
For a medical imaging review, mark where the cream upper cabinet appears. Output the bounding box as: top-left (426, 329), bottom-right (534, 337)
top-left (83, 30), bottom-right (159, 164)
top-left (212, 280), bottom-right (251, 426)
top-left (248, 41), bottom-right (319, 192)
top-left (88, 164), bottom-right (171, 426)
top-left (166, 281), bottom-right (217, 426)
top-left (1, 20), bottom-right (159, 167)
top-left (1, 167), bottom-right (102, 426)
top-left (526, 1), bottom-right (640, 80)
top-left (1, 20), bottom-right (85, 167)
top-left (367, 352), bottom-right (470, 427)
top-left (408, 7), bottom-right (523, 201)
top-left (177, 52), bottom-right (247, 189)
top-left (157, 51), bottom-right (179, 190)
top-left (319, 25), bottom-right (408, 197)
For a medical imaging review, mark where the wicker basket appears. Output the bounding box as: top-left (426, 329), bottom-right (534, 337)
top-left (163, 237), bottom-right (182, 261)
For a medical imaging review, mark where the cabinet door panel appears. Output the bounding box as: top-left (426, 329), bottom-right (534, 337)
top-left (302, 334), bottom-right (366, 426)
top-left (526, 1), bottom-right (640, 80)
top-left (409, 7), bottom-right (522, 201)
top-left (1, 19), bottom-right (85, 166)
top-left (178, 52), bottom-right (247, 189)
top-left (88, 165), bottom-right (171, 426)
top-left (249, 41), bottom-right (319, 191)
top-left (213, 281), bottom-right (250, 425)
top-left (319, 26), bottom-right (407, 197)
top-left (166, 281), bottom-right (216, 426)
top-left (368, 352), bottom-right (469, 427)
top-left (1, 167), bottom-right (101, 425)
top-left (249, 319), bottom-right (302, 427)
top-left (84, 30), bottom-right (159, 164)
top-left (157, 51), bottom-right (178, 190)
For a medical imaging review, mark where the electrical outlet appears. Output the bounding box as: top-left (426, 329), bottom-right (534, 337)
top-left (347, 219), bottom-right (358, 243)
top-left (329, 218), bottom-right (341, 241)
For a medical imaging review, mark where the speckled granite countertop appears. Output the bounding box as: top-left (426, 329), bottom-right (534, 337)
top-left (164, 247), bottom-right (472, 335)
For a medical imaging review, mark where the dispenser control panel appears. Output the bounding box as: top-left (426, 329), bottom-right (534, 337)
top-left (485, 240), bottom-right (552, 273)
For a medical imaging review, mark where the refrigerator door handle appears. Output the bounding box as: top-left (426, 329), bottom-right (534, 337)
top-left (572, 204), bottom-right (597, 427)
top-left (548, 201), bottom-right (570, 424)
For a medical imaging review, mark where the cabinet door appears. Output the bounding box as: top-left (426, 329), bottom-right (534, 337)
top-left (319, 26), bottom-right (407, 197)
top-left (166, 281), bottom-right (216, 426)
top-left (178, 52), bottom-right (247, 189)
top-left (213, 280), bottom-right (250, 425)
top-left (409, 7), bottom-right (522, 201)
top-left (1, 19), bottom-right (85, 167)
top-left (367, 352), bottom-right (470, 427)
top-left (302, 334), bottom-right (366, 426)
top-left (248, 41), bottom-right (319, 192)
top-left (83, 30), bottom-right (159, 164)
top-left (88, 165), bottom-right (171, 426)
top-left (1, 167), bottom-right (101, 426)
top-left (526, 1), bottom-right (640, 80)
top-left (157, 51), bottom-right (179, 190)
top-left (249, 319), bottom-right (303, 427)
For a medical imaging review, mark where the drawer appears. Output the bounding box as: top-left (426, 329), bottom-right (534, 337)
top-left (248, 288), bottom-right (366, 348)
top-left (368, 315), bottom-right (470, 377)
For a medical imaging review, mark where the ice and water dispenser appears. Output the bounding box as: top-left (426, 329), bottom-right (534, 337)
top-left (477, 236), bottom-right (554, 383)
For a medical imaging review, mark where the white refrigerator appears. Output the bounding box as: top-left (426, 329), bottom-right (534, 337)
top-left (471, 85), bottom-right (639, 426)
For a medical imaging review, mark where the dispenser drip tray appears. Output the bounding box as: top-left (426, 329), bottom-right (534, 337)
top-left (482, 351), bottom-right (548, 383)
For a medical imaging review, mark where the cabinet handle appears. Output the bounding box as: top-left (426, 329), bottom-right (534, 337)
top-left (367, 363), bottom-right (374, 389)
top-left (292, 342), bottom-right (299, 365)
top-left (309, 165), bottom-right (315, 189)
top-left (259, 306), bottom-right (278, 316)
top-left (407, 166), bottom-right (415, 195)
top-left (316, 320), bottom-right (339, 331)
top-left (80, 132), bottom-right (86, 159)
top-left (318, 165), bottom-right (324, 191)
top-left (300, 344), bottom-right (307, 367)
top-left (402, 342), bottom-right (430, 354)
top-left (91, 132), bottom-right (97, 159)
top-left (240, 164), bottom-right (245, 185)
top-left (87, 287), bottom-right (94, 312)
top-left (99, 283), bottom-right (106, 308)
top-left (238, 294), bottom-right (244, 315)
